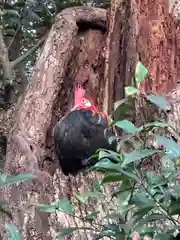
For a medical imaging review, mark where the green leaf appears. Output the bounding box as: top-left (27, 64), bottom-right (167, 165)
top-left (132, 193), bottom-right (155, 207)
top-left (108, 136), bottom-right (117, 145)
top-left (146, 94), bottom-right (171, 111)
top-left (112, 98), bottom-right (135, 122)
top-left (146, 172), bottom-right (167, 187)
top-left (27, 10), bottom-right (41, 21)
top-left (170, 185), bottom-right (180, 197)
top-left (125, 86), bottom-right (139, 97)
top-left (4, 29), bottom-right (16, 36)
top-left (119, 169), bottom-right (139, 181)
top-left (94, 229), bottom-right (118, 239)
top-left (98, 150), bottom-right (120, 163)
top-left (84, 212), bottom-right (98, 222)
top-left (154, 233), bottom-right (174, 240)
top-left (161, 155), bottom-right (176, 179)
top-left (139, 227), bottom-right (155, 238)
top-left (55, 200), bottom-right (74, 214)
top-left (8, 17), bottom-right (20, 28)
top-left (39, 200), bottom-right (74, 214)
top-left (92, 179), bottom-right (103, 193)
top-left (0, 172), bottom-right (37, 188)
top-left (114, 120), bottom-right (138, 134)
top-left (4, 9), bottom-right (20, 18)
top-left (122, 149), bottom-right (160, 167)
top-left (139, 121), bottom-right (168, 131)
top-left (169, 204), bottom-right (180, 215)
top-left (5, 223), bottom-right (21, 240)
top-left (168, 169), bottom-right (180, 181)
top-left (76, 191), bottom-right (101, 203)
top-left (135, 213), bottom-right (166, 230)
top-left (101, 174), bottom-right (128, 184)
top-left (155, 135), bottom-right (180, 158)
top-left (94, 160), bottom-right (121, 173)
top-left (38, 203), bottom-right (56, 213)
top-left (56, 227), bottom-right (79, 238)
top-left (117, 190), bottom-right (132, 214)
top-left (112, 178), bottom-right (135, 198)
top-left (133, 207), bottom-right (154, 218)
top-left (135, 61), bottom-right (148, 87)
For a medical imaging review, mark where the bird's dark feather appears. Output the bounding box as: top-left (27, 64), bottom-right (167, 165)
top-left (54, 109), bottom-right (116, 176)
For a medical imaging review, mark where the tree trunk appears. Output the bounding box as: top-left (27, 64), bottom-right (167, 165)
top-left (135, 0), bottom-right (180, 133)
top-left (0, 7), bottom-right (108, 240)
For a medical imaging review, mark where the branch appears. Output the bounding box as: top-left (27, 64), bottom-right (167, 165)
top-left (11, 33), bottom-right (48, 68)
top-left (7, 25), bottom-right (21, 50)
top-left (0, 28), bottom-right (13, 85)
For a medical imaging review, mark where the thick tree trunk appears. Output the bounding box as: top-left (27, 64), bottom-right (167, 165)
top-left (136, 0), bottom-right (180, 94)
top-left (103, 0), bottom-right (136, 114)
top-left (134, 0), bottom-right (180, 135)
top-left (0, 7), bottom-right (108, 240)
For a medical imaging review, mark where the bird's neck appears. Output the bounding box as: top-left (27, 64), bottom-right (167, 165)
top-left (71, 104), bottom-right (108, 120)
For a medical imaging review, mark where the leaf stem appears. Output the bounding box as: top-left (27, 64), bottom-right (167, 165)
top-left (135, 169), bottom-right (177, 225)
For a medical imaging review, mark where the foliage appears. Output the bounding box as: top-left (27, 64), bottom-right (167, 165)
top-left (0, 0), bottom-right (102, 84)
top-left (34, 61), bottom-right (180, 239)
top-left (5, 223), bottom-right (21, 240)
top-left (0, 0), bottom-right (90, 109)
top-left (0, 172), bottom-right (37, 239)
top-left (2, 61), bottom-right (180, 239)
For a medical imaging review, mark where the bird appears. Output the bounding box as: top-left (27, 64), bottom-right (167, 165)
top-left (53, 84), bottom-right (116, 176)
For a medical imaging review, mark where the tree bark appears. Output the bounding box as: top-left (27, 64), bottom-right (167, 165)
top-left (103, 0), bottom-right (137, 114)
top-left (0, 7), bottom-right (108, 240)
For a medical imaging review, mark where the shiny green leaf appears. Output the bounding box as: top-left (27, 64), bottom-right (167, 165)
top-left (139, 121), bottom-right (168, 131)
top-left (39, 200), bottom-right (74, 214)
top-left (98, 150), bottom-right (120, 162)
top-left (94, 160), bottom-right (121, 173)
top-left (135, 213), bottom-right (166, 230)
top-left (154, 233), bottom-right (174, 240)
top-left (146, 172), bottom-right (167, 187)
top-left (125, 86), bottom-right (139, 97)
top-left (122, 149), bottom-right (160, 167)
top-left (84, 212), bottom-right (98, 222)
top-left (155, 135), bottom-right (180, 158)
top-left (112, 98), bottom-right (135, 122)
top-left (38, 203), bottom-right (56, 213)
top-left (76, 191), bottom-right (101, 203)
top-left (119, 169), bottom-right (139, 181)
top-left (114, 120), bottom-right (138, 134)
top-left (135, 61), bottom-right (148, 87)
top-left (4, 9), bottom-right (20, 17)
top-left (146, 94), bottom-right (171, 111)
top-left (101, 174), bottom-right (128, 184)
top-left (56, 227), bottom-right (79, 238)
top-left (0, 172), bottom-right (37, 188)
top-left (55, 200), bottom-right (74, 214)
top-left (5, 223), bottom-right (21, 240)
top-left (132, 193), bottom-right (155, 207)
top-left (139, 227), bottom-right (155, 238)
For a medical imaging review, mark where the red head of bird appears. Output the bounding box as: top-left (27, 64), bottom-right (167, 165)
top-left (72, 84), bottom-right (107, 120)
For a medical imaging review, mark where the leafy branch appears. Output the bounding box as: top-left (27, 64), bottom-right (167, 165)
top-left (10, 33), bottom-right (47, 68)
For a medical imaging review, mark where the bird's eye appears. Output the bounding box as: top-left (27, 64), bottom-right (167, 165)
top-left (82, 99), bottom-right (92, 107)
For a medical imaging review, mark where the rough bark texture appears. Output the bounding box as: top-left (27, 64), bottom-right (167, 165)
top-left (135, 0), bottom-right (180, 94)
top-left (133, 0), bottom-right (180, 138)
top-left (0, 7), bottom-right (108, 240)
top-left (103, 0), bottom-right (136, 114)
